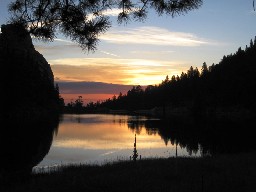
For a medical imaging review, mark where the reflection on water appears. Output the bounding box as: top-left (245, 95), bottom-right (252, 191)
top-left (37, 114), bottom-right (200, 168)
top-left (0, 116), bottom-right (59, 180)
top-left (1, 114), bottom-right (254, 177)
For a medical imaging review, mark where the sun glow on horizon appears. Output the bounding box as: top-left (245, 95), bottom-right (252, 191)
top-left (50, 57), bottom-right (187, 86)
top-left (60, 94), bottom-right (120, 105)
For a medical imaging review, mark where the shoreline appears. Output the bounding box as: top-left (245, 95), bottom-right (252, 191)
top-left (2, 152), bottom-right (256, 192)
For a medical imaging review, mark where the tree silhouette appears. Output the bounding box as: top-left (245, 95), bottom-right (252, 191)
top-left (8, 0), bottom-right (203, 51)
top-left (200, 62), bottom-right (208, 77)
top-left (85, 36), bottom-right (256, 120)
top-left (75, 96), bottom-right (84, 110)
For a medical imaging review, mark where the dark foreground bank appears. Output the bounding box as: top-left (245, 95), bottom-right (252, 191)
top-left (1, 153), bottom-right (256, 192)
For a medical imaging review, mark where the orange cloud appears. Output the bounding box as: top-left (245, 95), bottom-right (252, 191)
top-left (50, 58), bottom-right (187, 85)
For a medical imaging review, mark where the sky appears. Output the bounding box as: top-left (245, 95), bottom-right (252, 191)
top-left (1, 0), bottom-right (256, 104)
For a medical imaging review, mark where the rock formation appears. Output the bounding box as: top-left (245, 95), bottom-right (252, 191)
top-left (0, 24), bottom-right (63, 180)
top-left (0, 24), bottom-right (62, 121)
top-left (0, 24), bottom-right (54, 83)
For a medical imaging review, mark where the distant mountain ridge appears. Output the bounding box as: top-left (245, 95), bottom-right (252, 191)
top-left (57, 81), bottom-right (145, 94)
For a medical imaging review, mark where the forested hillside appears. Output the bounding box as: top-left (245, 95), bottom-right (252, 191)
top-left (69, 37), bottom-right (256, 120)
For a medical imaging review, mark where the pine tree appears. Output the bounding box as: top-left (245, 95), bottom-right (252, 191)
top-left (201, 62), bottom-right (208, 76)
top-left (7, 0), bottom-right (203, 51)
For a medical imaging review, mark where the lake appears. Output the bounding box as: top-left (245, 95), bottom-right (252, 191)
top-left (35, 114), bottom-right (200, 169)
top-left (2, 113), bottom-right (254, 175)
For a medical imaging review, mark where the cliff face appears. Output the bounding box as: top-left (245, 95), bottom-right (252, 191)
top-left (0, 24), bottom-right (60, 120)
top-left (0, 24), bottom-right (54, 83)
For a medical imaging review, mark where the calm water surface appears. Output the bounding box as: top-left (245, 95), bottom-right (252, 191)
top-left (36, 114), bottom-right (200, 168)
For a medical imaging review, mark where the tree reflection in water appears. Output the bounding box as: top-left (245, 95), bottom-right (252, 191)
top-left (0, 115), bottom-right (60, 184)
top-left (127, 116), bottom-right (256, 156)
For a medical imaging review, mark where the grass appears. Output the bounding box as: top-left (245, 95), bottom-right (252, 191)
top-left (1, 152), bottom-right (256, 192)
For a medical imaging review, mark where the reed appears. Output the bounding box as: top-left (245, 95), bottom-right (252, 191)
top-left (1, 152), bottom-right (256, 192)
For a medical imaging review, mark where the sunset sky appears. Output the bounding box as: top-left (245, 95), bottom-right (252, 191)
top-left (1, 0), bottom-right (256, 104)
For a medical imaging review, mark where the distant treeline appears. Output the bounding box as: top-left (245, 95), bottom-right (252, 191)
top-left (65, 37), bottom-right (256, 119)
